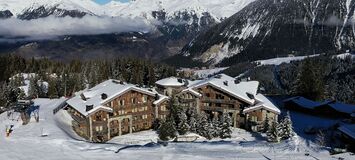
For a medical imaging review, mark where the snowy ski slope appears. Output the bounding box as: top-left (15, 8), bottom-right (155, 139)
top-left (0, 98), bottom-right (353, 160)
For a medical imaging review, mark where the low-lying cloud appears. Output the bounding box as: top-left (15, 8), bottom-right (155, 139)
top-left (0, 15), bottom-right (156, 41)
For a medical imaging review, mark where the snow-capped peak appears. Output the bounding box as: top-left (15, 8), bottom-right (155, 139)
top-left (0, 0), bottom-right (103, 16)
top-left (102, 0), bottom-right (255, 20)
top-left (0, 0), bottom-right (256, 20)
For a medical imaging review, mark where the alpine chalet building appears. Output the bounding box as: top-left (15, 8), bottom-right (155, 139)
top-left (155, 74), bottom-right (280, 131)
top-left (65, 80), bottom-right (169, 142)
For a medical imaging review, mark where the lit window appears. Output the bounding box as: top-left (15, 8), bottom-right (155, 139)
top-left (142, 95), bottom-right (147, 103)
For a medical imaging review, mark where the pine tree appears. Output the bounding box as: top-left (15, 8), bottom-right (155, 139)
top-left (262, 116), bottom-right (270, 133)
top-left (267, 120), bottom-right (282, 143)
top-left (219, 112), bottom-right (232, 139)
top-left (187, 107), bottom-right (198, 133)
top-left (316, 130), bottom-right (326, 146)
top-left (17, 88), bottom-right (26, 100)
top-left (177, 111), bottom-right (190, 135)
top-left (295, 58), bottom-right (325, 100)
top-left (281, 112), bottom-right (294, 139)
top-left (28, 76), bottom-right (39, 99)
top-left (47, 78), bottom-right (58, 99)
top-left (211, 116), bottom-right (221, 138)
top-left (197, 112), bottom-right (213, 139)
top-left (158, 116), bottom-right (177, 141)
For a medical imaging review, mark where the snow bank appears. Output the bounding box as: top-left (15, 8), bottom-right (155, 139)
top-left (194, 67), bottom-right (229, 78)
top-left (255, 54), bottom-right (320, 66)
top-left (0, 98), bottom-right (353, 160)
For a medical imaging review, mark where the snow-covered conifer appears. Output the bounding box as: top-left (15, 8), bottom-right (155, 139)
top-left (281, 111), bottom-right (294, 139)
top-left (219, 112), bottom-right (232, 139)
top-left (177, 111), bottom-right (190, 135)
top-left (267, 120), bottom-right (282, 143)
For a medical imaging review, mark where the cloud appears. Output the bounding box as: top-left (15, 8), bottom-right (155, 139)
top-left (294, 15), bottom-right (353, 26)
top-left (0, 15), bottom-right (155, 41)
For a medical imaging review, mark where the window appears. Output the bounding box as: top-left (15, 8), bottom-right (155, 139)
top-left (142, 95), bottom-right (147, 103)
top-left (161, 105), bottom-right (166, 111)
top-left (96, 126), bottom-right (103, 132)
top-left (251, 116), bottom-right (257, 122)
top-left (216, 94), bottom-right (224, 99)
top-left (119, 100), bottom-right (125, 106)
top-left (131, 98), bottom-right (137, 104)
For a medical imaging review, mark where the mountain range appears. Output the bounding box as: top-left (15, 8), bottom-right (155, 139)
top-left (0, 0), bottom-right (255, 61)
top-left (176, 0), bottom-right (355, 66)
top-left (0, 0), bottom-right (354, 67)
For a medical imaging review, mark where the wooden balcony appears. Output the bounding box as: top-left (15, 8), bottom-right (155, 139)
top-left (93, 131), bottom-right (108, 136)
top-left (201, 98), bottom-right (236, 105)
top-left (201, 106), bottom-right (224, 112)
top-left (178, 98), bottom-right (196, 103)
top-left (71, 114), bottom-right (86, 123)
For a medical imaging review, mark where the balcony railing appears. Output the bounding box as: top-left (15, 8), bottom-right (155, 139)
top-left (201, 106), bottom-right (224, 112)
top-left (179, 98), bottom-right (196, 103)
top-left (201, 98), bottom-right (236, 104)
top-left (71, 114), bottom-right (86, 123)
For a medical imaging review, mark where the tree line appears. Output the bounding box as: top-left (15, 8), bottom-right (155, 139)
top-left (0, 55), bottom-right (176, 109)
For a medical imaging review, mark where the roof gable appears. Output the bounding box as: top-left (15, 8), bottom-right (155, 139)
top-left (189, 74), bottom-right (259, 105)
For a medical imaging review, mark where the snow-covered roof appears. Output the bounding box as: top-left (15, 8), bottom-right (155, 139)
top-left (181, 88), bottom-right (202, 97)
top-left (338, 124), bottom-right (355, 140)
top-left (188, 74), bottom-right (259, 104)
top-left (284, 97), bottom-right (355, 115)
top-left (243, 94), bottom-right (280, 114)
top-left (327, 102), bottom-right (355, 114)
top-left (155, 77), bottom-right (186, 87)
top-left (153, 95), bottom-right (170, 105)
top-left (283, 96), bottom-right (332, 109)
top-left (67, 79), bottom-right (167, 116)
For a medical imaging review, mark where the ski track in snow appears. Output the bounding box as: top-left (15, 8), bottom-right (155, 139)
top-left (0, 98), bottom-right (353, 160)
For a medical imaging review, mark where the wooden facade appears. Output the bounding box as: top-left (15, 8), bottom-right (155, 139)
top-left (194, 84), bottom-right (247, 128)
top-left (244, 109), bottom-right (278, 132)
top-left (174, 83), bottom-right (279, 131)
top-left (67, 89), bottom-right (169, 142)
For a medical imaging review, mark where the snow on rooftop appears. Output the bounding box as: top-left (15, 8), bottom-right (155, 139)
top-left (283, 96), bottom-right (332, 109)
top-left (243, 94), bottom-right (280, 114)
top-left (67, 79), bottom-right (165, 116)
top-left (189, 74), bottom-right (259, 104)
top-left (334, 53), bottom-right (355, 59)
top-left (284, 97), bottom-right (355, 115)
top-left (328, 102), bottom-right (355, 114)
top-left (338, 124), bottom-right (355, 140)
top-left (155, 77), bottom-right (186, 87)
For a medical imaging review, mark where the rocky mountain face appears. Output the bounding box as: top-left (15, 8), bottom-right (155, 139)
top-left (7, 32), bottom-right (173, 61)
top-left (0, 10), bottom-right (13, 19)
top-left (179, 0), bottom-right (355, 66)
top-left (17, 5), bottom-right (88, 20)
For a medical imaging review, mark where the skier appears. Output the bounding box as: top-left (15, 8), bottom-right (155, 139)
top-left (5, 125), bottom-right (14, 137)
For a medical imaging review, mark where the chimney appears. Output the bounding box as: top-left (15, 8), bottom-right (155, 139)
top-left (86, 105), bottom-right (94, 112)
top-left (234, 79), bottom-right (240, 84)
top-left (223, 81), bottom-right (228, 86)
top-left (101, 93), bottom-right (108, 100)
top-left (80, 93), bottom-right (87, 101)
top-left (177, 78), bottom-right (183, 83)
top-left (155, 94), bottom-right (160, 101)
